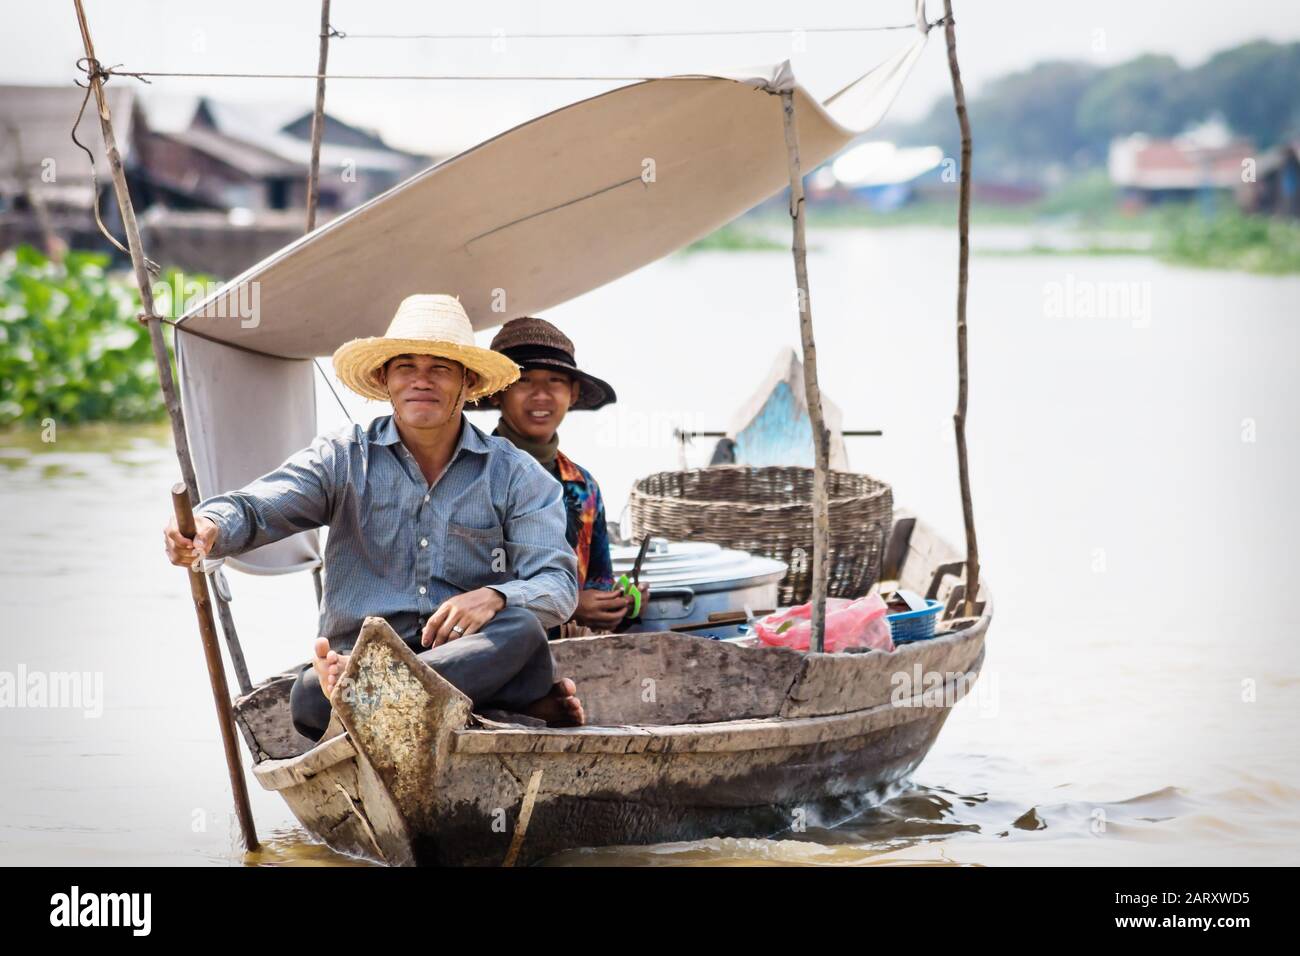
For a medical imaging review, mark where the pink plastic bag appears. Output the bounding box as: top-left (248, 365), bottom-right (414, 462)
top-left (755, 594), bottom-right (894, 653)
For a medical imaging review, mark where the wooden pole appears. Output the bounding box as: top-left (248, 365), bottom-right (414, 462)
top-left (942, 1), bottom-right (980, 617)
top-left (213, 582), bottom-right (252, 695)
top-left (172, 484), bottom-right (259, 851)
top-left (69, 3), bottom-right (252, 698)
top-left (780, 89), bottom-right (831, 653)
top-left (306, 3), bottom-right (331, 607)
top-left (502, 768), bottom-right (544, 867)
top-left (71, 0), bottom-right (258, 850)
top-left (5, 123), bottom-right (64, 262)
top-left (305, 0), bottom-right (331, 231)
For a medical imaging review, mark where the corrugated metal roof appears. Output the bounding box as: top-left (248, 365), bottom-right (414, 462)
top-left (145, 94), bottom-right (429, 173)
top-left (151, 126), bottom-right (305, 178)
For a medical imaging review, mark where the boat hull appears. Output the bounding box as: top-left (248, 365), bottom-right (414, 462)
top-left (419, 690), bottom-right (970, 865)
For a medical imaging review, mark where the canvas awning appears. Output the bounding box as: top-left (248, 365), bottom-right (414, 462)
top-left (177, 16), bottom-right (931, 574)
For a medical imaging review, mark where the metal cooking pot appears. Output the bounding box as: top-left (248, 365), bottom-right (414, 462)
top-left (610, 537), bottom-right (787, 634)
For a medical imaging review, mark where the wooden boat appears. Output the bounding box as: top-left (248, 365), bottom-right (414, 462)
top-left (235, 517), bottom-right (989, 866)
top-left (135, 10), bottom-right (989, 864)
top-left (71, 0), bottom-right (988, 866)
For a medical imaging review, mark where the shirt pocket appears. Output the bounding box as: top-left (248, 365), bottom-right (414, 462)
top-left (444, 521), bottom-right (510, 592)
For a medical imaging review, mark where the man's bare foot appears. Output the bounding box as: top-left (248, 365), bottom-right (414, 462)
top-left (311, 637), bottom-right (350, 699)
top-left (521, 678), bottom-right (585, 727)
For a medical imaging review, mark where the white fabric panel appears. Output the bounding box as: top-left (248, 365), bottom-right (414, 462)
top-left (824, 30), bottom-right (931, 132)
top-left (176, 331), bottom-right (321, 574)
top-left (176, 46), bottom-right (929, 357)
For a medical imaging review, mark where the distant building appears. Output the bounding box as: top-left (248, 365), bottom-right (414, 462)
top-left (0, 84), bottom-right (148, 256)
top-left (165, 97), bottom-right (431, 214)
top-left (1108, 120), bottom-right (1254, 207)
top-left (1, 86), bottom-right (437, 276)
top-left (138, 124), bottom-right (307, 213)
top-left (278, 109), bottom-right (429, 206)
top-left (1241, 141), bottom-right (1300, 219)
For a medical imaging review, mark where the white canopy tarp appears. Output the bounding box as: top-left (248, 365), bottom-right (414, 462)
top-left (177, 20), bottom-right (931, 574)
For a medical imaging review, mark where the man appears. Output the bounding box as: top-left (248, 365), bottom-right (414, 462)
top-left (474, 317), bottom-right (643, 635)
top-left (163, 294), bottom-right (584, 739)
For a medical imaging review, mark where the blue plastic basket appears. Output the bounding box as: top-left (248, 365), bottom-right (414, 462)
top-left (887, 599), bottom-right (944, 644)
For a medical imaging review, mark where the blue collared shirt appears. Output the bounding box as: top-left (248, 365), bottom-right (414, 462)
top-left (195, 414), bottom-right (578, 647)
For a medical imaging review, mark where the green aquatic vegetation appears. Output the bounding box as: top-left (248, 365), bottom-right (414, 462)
top-left (683, 221), bottom-right (786, 253)
top-left (0, 245), bottom-right (201, 427)
top-left (1154, 207), bottom-right (1300, 275)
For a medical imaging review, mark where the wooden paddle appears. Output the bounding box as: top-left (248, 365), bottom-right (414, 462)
top-left (171, 484), bottom-right (259, 851)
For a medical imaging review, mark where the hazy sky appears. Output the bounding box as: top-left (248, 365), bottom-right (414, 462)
top-left (13, 1), bottom-right (1300, 155)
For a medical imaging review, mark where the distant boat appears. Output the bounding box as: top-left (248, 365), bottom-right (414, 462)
top-left (712, 347), bottom-right (850, 469)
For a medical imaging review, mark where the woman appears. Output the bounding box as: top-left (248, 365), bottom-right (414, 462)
top-left (477, 317), bottom-right (642, 634)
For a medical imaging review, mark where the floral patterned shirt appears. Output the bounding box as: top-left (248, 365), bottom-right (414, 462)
top-left (552, 449), bottom-right (616, 593)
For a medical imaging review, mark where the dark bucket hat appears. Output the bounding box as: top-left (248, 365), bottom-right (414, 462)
top-left (469, 317), bottom-right (616, 411)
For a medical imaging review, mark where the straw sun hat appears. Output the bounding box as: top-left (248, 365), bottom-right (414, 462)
top-left (332, 295), bottom-right (520, 403)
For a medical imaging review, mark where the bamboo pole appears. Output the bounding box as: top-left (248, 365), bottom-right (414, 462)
top-left (780, 89), bottom-right (831, 653)
top-left (5, 123), bottom-right (64, 263)
top-left (305, 0), bottom-right (331, 231)
top-left (942, 1), bottom-right (980, 616)
top-left (213, 579), bottom-right (252, 695)
top-left (71, 0), bottom-right (258, 851)
top-left (68, 4), bottom-right (253, 696)
top-left (306, 2), bottom-right (331, 606)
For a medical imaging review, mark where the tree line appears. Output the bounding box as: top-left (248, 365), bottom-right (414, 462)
top-left (887, 40), bottom-right (1300, 181)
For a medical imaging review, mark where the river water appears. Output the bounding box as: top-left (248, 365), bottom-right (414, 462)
top-left (2, 226), bottom-right (1297, 865)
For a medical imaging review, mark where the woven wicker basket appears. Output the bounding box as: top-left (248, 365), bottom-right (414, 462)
top-left (629, 466), bottom-right (893, 606)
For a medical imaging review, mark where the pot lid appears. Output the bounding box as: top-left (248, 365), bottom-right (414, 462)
top-left (610, 537), bottom-right (786, 592)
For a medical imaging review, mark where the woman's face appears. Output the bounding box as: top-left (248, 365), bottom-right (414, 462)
top-left (497, 368), bottom-right (580, 442)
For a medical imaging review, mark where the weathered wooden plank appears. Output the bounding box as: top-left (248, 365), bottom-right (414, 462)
top-left (782, 621), bottom-right (985, 718)
top-left (549, 631), bottom-right (804, 725)
top-left (454, 631), bottom-right (986, 756)
top-left (881, 516), bottom-right (916, 582)
top-left (352, 749), bottom-right (416, 866)
top-left (234, 673), bottom-right (318, 760)
top-left (898, 522), bottom-right (957, 595)
top-left (276, 757), bottom-right (385, 862)
top-left (252, 731), bottom-right (357, 791)
top-left (331, 617), bottom-right (471, 826)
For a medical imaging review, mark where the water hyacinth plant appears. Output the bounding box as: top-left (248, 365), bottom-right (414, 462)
top-left (0, 245), bottom-right (208, 427)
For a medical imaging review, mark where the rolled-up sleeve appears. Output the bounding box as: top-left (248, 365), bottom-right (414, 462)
top-left (195, 434), bottom-right (337, 560)
top-left (492, 461), bottom-right (579, 629)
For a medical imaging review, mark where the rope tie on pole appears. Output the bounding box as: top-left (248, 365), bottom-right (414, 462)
top-left (75, 56), bottom-right (153, 85)
top-left (71, 57), bottom-right (161, 277)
